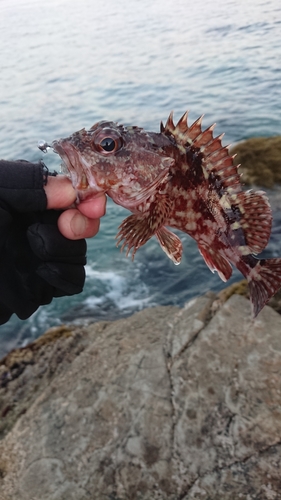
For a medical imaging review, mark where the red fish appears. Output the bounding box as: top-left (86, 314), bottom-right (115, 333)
top-left (52, 112), bottom-right (281, 316)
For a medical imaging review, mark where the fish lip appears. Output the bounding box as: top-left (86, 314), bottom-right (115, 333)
top-left (52, 140), bottom-right (79, 169)
top-left (52, 139), bottom-right (105, 199)
top-left (51, 140), bottom-right (64, 156)
top-left (76, 189), bottom-right (106, 202)
top-left (51, 140), bottom-right (76, 173)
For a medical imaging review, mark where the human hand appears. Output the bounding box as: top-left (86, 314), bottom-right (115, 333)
top-left (0, 160), bottom-right (106, 324)
top-left (44, 175), bottom-right (107, 239)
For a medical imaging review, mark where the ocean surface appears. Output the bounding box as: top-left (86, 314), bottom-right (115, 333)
top-left (0, 0), bottom-right (281, 357)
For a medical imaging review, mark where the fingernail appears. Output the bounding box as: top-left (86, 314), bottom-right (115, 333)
top-left (70, 213), bottom-right (87, 236)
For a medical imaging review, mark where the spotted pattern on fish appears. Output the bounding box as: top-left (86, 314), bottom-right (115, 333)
top-left (52, 111), bottom-right (281, 316)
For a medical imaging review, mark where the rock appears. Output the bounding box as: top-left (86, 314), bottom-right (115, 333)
top-left (0, 294), bottom-right (281, 499)
top-left (231, 136), bottom-right (281, 187)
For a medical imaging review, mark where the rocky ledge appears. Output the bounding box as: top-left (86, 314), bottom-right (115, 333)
top-left (231, 135), bottom-right (281, 187)
top-left (0, 286), bottom-right (281, 500)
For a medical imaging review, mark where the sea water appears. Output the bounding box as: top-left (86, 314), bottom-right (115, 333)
top-left (0, 0), bottom-right (280, 357)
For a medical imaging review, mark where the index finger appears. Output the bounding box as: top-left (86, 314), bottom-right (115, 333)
top-left (45, 175), bottom-right (76, 209)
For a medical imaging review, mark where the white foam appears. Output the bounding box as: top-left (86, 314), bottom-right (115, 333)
top-left (84, 265), bottom-right (151, 311)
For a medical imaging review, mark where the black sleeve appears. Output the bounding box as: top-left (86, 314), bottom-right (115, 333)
top-left (0, 159), bottom-right (47, 212)
top-left (0, 160), bottom-right (87, 325)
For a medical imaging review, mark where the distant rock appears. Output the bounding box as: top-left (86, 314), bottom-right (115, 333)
top-left (231, 136), bottom-right (281, 187)
top-left (1, 291), bottom-right (281, 499)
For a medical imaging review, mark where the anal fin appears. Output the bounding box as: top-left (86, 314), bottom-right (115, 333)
top-left (198, 244), bottom-right (232, 282)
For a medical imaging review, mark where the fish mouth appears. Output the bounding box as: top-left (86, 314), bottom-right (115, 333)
top-left (52, 140), bottom-right (105, 200)
top-left (52, 140), bottom-right (81, 179)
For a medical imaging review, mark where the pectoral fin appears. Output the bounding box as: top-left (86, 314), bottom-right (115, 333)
top-left (116, 213), bottom-right (154, 259)
top-left (116, 194), bottom-right (173, 260)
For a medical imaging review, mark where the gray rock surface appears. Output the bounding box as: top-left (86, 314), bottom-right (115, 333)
top-left (0, 293), bottom-right (281, 499)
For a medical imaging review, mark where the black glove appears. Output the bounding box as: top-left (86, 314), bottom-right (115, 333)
top-left (0, 160), bottom-right (87, 324)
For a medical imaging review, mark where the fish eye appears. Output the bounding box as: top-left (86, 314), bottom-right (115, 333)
top-left (92, 127), bottom-right (124, 154)
top-left (100, 137), bottom-right (117, 152)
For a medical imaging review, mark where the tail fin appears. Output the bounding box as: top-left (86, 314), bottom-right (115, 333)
top-left (247, 258), bottom-right (281, 317)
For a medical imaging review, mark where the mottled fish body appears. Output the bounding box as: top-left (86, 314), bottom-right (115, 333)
top-left (52, 112), bottom-right (281, 316)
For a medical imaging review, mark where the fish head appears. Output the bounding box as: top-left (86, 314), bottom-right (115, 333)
top-left (52, 121), bottom-right (175, 207)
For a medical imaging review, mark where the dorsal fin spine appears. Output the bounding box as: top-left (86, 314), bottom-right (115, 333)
top-left (162, 112), bottom-right (241, 191)
top-left (176, 111), bottom-right (189, 129)
top-left (165, 111), bottom-right (175, 132)
top-left (206, 145), bottom-right (229, 159)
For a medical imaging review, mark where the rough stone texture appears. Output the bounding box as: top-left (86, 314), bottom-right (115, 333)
top-left (0, 293), bottom-right (281, 499)
top-left (231, 136), bottom-right (281, 187)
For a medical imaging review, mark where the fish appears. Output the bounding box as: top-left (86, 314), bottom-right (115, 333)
top-left (52, 111), bottom-right (281, 317)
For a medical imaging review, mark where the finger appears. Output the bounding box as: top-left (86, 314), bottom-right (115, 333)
top-left (45, 176), bottom-right (76, 209)
top-left (57, 208), bottom-right (100, 240)
top-left (78, 194), bottom-right (107, 219)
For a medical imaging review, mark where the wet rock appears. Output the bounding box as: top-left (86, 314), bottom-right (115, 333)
top-left (231, 136), bottom-right (281, 187)
top-left (0, 295), bottom-right (281, 499)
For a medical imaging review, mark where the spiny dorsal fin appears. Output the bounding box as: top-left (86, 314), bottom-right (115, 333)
top-left (164, 111), bottom-right (175, 134)
top-left (186, 114), bottom-right (204, 141)
top-left (177, 111), bottom-right (189, 132)
top-left (162, 111), bottom-right (223, 153)
top-left (162, 111), bottom-right (242, 195)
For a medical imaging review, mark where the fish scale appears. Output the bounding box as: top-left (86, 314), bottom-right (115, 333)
top-left (52, 111), bottom-right (281, 317)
